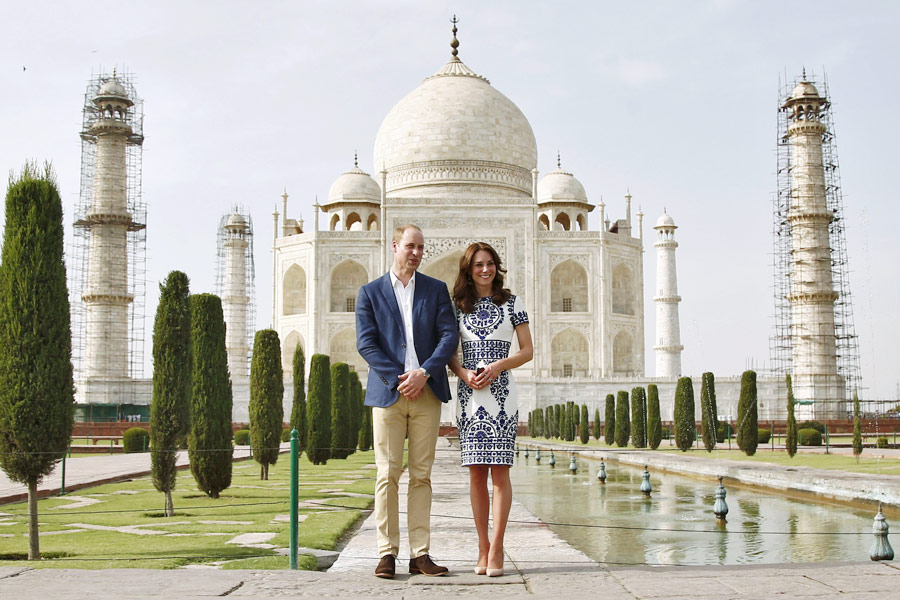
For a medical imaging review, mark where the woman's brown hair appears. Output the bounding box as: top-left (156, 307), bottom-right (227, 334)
top-left (452, 242), bottom-right (511, 314)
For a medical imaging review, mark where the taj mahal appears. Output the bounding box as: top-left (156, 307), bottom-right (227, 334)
top-left (71, 23), bottom-right (858, 425)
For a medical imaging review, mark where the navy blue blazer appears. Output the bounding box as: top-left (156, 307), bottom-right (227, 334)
top-left (356, 271), bottom-right (458, 408)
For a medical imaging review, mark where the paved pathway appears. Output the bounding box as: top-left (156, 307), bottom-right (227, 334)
top-left (2, 438), bottom-right (900, 597)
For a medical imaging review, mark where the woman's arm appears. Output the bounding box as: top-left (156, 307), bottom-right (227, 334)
top-left (449, 354), bottom-right (481, 390)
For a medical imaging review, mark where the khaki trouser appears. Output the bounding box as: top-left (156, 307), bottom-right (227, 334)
top-left (372, 385), bottom-right (442, 558)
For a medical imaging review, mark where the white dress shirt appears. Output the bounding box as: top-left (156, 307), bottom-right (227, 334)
top-left (390, 270), bottom-right (421, 373)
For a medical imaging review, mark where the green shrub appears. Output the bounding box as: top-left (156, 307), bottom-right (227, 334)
top-left (699, 372), bottom-right (717, 452)
top-left (785, 374), bottom-right (798, 458)
top-left (660, 427), bottom-right (671, 440)
top-left (281, 429), bottom-right (292, 443)
top-left (123, 427), bottom-right (150, 453)
top-left (630, 387), bottom-right (647, 448)
top-left (673, 377), bottom-right (695, 452)
top-left (234, 429), bottom-right (250, 446)
top-left (797, 428), bottom-right (822, 446)
top-left (716, 422), bottom-right (733, 443)
top-left (306, 354), bottom-right (332, 465)
top-left (876, 437), bottom-right (889, 449)
top-left (797, 420), bottom-right (825, 434)
top-left (736, 370), bottom-right (758, 456)
top-left (614, 391), bottom-right (630, 448)
top-left (647, 384), bottom-right (662, 450)
top-left (757, 428), bottom-right (771, 444)
top-left (604, 395), bottom-right (615, 445)
top-left (593, 407), bottom-right (602, 440)
top-left (579, 404), bottom-right (589, 444)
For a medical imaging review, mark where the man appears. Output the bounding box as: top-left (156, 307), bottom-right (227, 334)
top-left (356, 224), bottom-right (458, 579)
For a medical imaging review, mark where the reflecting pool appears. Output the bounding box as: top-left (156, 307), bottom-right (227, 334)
top-left (509, 453), bottom-right (894, 566)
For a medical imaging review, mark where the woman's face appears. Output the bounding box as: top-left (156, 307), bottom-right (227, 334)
top-left (470, 249), bottom-right (496, 288)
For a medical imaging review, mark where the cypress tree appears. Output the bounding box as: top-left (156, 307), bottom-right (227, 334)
top-left (566, 402), bottom-right (575, 441)
top-left (289, 343), bottom-right (307, 452)
top-left (150, 271), bottom-right (191, 516)
top-left (736, 370), bottom-right (758, 456)
top-left (614, 391), bottom-right (630, 447)
top-left (573, 403), bottom-right (580, 427)
top-left (630, 387), bottom-right (647, 448)
top-left (358, 403), bottom-right (371, 451)
top-left (189, 294), bottom-right (233, 497)
top-left (647, 384), bottom-right (662, 450)
top-left (579, 404), bottom-right (589, 444)
top-left (852, 388), bottom-right (863, 461)
top-left (0, 164), bottom-right (74, 560)
top-left (555, 404), bottom-right (563, 438)
top-left (250, 329), bottom-right (284, 480)
top-left (364, 395), bottom-right (374, 450)
top-left (674, 377), bottom-right (695, 452)
top-left (593, 407), bottom-right (602, 440)
top-left (700, 372), bottom-right (718, 453)
top-left (331, 362), bottom-right (352, 459)
top-left (785, 374), bottom-right (798, 458)
top-left (544, 406), bottom-right (552, 438)
top-left (306, 354), bottom-right (332, 464)
top-left (349, 370), bottom-right (362, 455)
top-left (604, 394), bottom-right (615, 445)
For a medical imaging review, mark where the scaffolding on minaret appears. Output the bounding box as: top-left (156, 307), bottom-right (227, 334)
top-left (216, 207), bottom-right (256, 380)
top-left (69, 69), bottom-right (146, 416)
top-left (771, 70), bottom-right (861, 415)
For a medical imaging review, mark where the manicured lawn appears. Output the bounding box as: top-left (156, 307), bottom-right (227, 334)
top-left (519, 437), bottom-right (900, 475)
top-left (0, 449), bottom-right (375, 569)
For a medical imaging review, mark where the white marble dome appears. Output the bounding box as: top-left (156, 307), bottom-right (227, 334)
top-left (373, 57), bottom-right (537, 197)
top-left (97, 78), bottom-right (129, 100)
top-left (225, 213), bottom-right (247, 229)
top-left (537, 167), bottom-right (588, 204)
top-left (790, 81), bottom-right (820, 100)
top-left (655, 212), bottom-right (676, 228)
top-left (326, 163), bottom-right (381, 205)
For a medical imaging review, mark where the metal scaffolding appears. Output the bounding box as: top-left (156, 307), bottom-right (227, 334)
top-left (216, 207), bottom-right (256, 379)
top-left (69, 69), bottom-right (146, 412)
top-left (771, 71), bottom-right (861, 416)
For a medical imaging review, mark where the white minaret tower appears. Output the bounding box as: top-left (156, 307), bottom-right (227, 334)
top-left (654, 211), bottom-right (683, 378)
top-left (782, 75), bottom-right (841, 416)
top-left (82, 70), bottom-right (138, 383)
top-left (218, 209), bottom-right (255, 380)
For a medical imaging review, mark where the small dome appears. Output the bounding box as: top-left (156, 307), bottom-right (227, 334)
top-left (790, 81), bottom-right (820, 100)
top-left (537, 167), bottom-right (588, 204)
top-left (225, 213), bottom-right (247, 229)
top-left (655, 212), bottom-right (676, 228)
top-left (97, 78), bottom-right (128, 99)
top-left (326, 164), bottom-right (381, 205)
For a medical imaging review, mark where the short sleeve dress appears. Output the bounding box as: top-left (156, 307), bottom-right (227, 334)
top-left (456, 294), bottom-right (529, 466)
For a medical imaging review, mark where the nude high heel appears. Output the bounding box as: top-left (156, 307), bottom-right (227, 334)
top-left (486, 567), bottom-right (504, 577)
top-left (473, 566), bottom-right (487, 575)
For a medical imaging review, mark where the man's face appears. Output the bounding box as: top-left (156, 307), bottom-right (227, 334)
top-left (392, 228), bottom-right (425, 273)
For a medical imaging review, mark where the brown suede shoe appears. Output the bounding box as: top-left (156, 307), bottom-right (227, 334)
top-left (375, 554), bottom-right (395, 579)
top-left (409, 554), bottom-right (449, 576)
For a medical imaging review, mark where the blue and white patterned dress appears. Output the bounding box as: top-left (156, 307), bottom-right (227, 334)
top-left (456, 295), bottom-right (529, 466)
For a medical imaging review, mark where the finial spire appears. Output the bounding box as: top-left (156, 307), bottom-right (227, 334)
top-left (450, 15), bottom-right (459, 58)
top-left (112, 66), bottom-right (117, 78)
top-left (557, 151), bottom-right (561, 169)
top-left (354, 150), bottom-right (358, 168)
top-left (802, 66), bottom-right (807, 80)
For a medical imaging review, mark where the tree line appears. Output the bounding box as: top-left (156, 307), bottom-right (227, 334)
top-left (525, 371), bottom-right (856, 460)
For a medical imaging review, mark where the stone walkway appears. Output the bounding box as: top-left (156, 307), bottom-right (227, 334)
top-left (2, 438), bottom-right (900, 597)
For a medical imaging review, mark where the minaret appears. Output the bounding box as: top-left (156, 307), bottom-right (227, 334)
top-left (782, 74), bottom-right (841, 415)
top-left (218, 209), bottom-right (254, 379)
top-left (654, 211), bottom-right (683, 378)
top-left (81, 70), bottom-right (141, 382)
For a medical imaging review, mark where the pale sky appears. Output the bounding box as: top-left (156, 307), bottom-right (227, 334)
top-left (1, 1), bottom-right (897, 399)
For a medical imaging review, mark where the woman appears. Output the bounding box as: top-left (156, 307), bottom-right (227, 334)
top-left (448, 242), bottom-right (533, 577)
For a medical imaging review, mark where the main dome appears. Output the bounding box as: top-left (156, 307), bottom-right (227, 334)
top-left (373, 57), bottom-right (537, 198)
